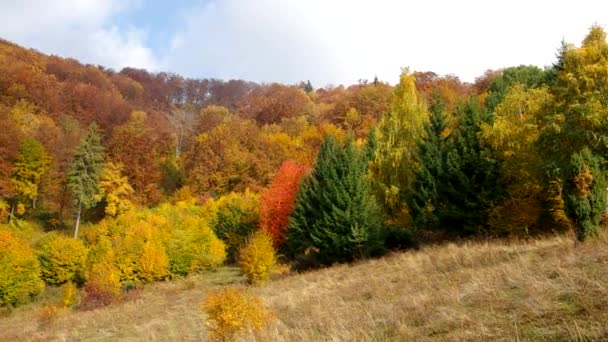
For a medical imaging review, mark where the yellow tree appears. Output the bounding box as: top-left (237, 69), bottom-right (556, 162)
top-left (11, 137), bottom-right (52, 209)
top-left (480, 84), bottom-right (553, 234)
top-left (369, 69), bottom-right (429, 222)
top-left (99, 162), bottom-right (134, 217)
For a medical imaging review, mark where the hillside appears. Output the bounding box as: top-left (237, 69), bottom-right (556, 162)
top-left (1, 232), bottom-right (606, 341)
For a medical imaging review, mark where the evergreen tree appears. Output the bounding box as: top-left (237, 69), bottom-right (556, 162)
top-left (68, 123), bottom-right (104, 238)
top-left (11, 137), bottom-right (51, 209)
top-left (438, 98), bottom-right (502, 235)
top-left (287, 136), bottom-right (383, 266)
top-left (408, 92), bottom-right (448, 230)
top-left (564, 148), bottom-right (607, 241)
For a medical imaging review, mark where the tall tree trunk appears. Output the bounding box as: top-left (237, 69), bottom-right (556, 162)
top-left (74, 201), bottom-right (82, 239)
top-left (32, 197), bottom-right (37, 209)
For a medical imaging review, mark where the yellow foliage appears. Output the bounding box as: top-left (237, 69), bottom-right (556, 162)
top-left (99, 162), bottom-right (134, 217)
top-left (139, 239), bottom-right (170, 282)
top-left (238, 230), bottom-right (276, 285)
top-left (0, 230), bottom-right (44, 306)
top-left (201, 287), bottom-right (272, 341)
top-left (62, 281), bottom-right (78, 307)
top-left (16, 202), bottom-right (26, 215)
top-left (37, 234), bottom-right (88, 285)
top-left (84, 250), bottom-right (121, 307)
top-left (114, 217), bottom-right (169, 283)
top-left (207, 190), bottom-right (260, 261)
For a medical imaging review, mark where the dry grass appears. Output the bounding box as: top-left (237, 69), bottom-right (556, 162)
top-left (1, 233), bottom-right (607, 341)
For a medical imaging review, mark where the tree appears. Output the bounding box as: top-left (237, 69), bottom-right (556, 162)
top-left (287, 136), bottom-right (383, 266)
top-left (486, 65), bottom-right (548, 111)
top-left (564, 148), bottom-right (607, 241)
top-left (541, 26), bottom-right (608, 240)
top-left (11, 137), bottom-right (52, 209)
top-left (439, 98), bottom-right (502, 235)
top-left (369, 69), bottom-right (429, 222)
top-left (108, 111), bottom-right (162, 205)
top-left (68, 123), bottom-right (104, 238)
top-left (260, 160), bottom-right (307, 249)
top-left (480, 84), bottom-right (553, 235)
top-left (408, 92), bottom-right (449, 231)
top-left (99, 162), bottom-right (134, 217)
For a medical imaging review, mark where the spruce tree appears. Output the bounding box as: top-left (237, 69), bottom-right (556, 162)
top-left (564, 148), bottom-right (607, 241)
top-left (287, 136), bottom-right (383, 265)
top-left (438, 98), bottom-right (502, 235)
top-left (408, 92), bottom-right (448, 231)
top-left (68, 123), bottom-right (104, 238)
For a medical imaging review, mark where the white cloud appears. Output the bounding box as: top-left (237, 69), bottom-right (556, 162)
top-left (1, 0), bottom-right (608, 86)
top-left (162, 0), bottom-right (608, 86)
top-left (0, 0), bottom-right (158, 70)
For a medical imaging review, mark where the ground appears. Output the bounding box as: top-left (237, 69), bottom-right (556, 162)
top-left (1, 233), bottom-right (607, 341)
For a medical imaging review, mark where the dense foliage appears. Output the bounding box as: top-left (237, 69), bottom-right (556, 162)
top-left (1, 25), bottom-right (608, 309)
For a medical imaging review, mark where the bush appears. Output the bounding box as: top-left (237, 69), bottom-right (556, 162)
top-left (0, 230), bottom-right (44, 306)
top-left (208, 190), bottom-right (260, 262)
top-left (201, 287), bottom-right (272, 341)
top-left (37, 234), bottom-right (88, 285)
top-left (62, 281), bottom-right (78, 307)
top-left (86, 211), bottom-right (169, 283)
top-left (154, 202), bottom-right (226, 277)
top-left (83, 251), bottom-right (121, 308)
top-left (238, 230), bottom-right (276, 285)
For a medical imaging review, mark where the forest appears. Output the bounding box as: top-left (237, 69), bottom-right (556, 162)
top-left (1, 24), bottom-right (608, 340)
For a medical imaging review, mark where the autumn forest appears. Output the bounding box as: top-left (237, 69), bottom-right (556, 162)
top-left (1, 24), bottom-right (608, 340)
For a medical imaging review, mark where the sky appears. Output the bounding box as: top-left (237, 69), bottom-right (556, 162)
top-left (1, 0), bottom-right (608, 87)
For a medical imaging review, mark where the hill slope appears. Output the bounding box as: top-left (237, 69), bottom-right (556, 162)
top-left (1, 233), bottom-right (607, 341)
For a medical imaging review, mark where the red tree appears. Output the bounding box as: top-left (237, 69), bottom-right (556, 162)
top-left (260, 160), bottom-right (307, 248)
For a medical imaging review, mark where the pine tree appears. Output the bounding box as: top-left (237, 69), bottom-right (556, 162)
top-left (408, 92), bottom-right (448, 231)
top-left (11, 137), bottom-right (52, 209)
top-left (439, 98), bottom-right (502, 235)
top-left (68, 123), bottom-right (104, 238)
top-left (287, 136), bottom-right (383, 266)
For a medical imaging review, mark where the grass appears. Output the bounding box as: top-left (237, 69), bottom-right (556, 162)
top-left (1, 233), bottom-right (607, 341)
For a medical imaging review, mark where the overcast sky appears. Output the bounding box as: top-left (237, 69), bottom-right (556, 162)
top-left (1, 0), bottom-right (607, 86)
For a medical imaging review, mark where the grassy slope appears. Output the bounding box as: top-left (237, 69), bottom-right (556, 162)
top-left (1, 233), bottom-right (607, 341)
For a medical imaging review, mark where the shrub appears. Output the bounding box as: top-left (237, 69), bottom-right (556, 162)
top-left (208, 190), bottom-right (260, 261)
top-left (62, 281), bottom-right (78, 307)
top-left (95, 211), bottom-right (169, 283)
top-left (238, 230), bottom-right (276, 285)
top-left (37, 234), bottom-right (88, 285)
top-left (155, 202), bottom-right (226, 277)
top-left (0, 230), bottom-right (44, 306)
top-left (83, 251), bottom-right (121, 308)
top-left (201, 287), bottom-right (272, 341)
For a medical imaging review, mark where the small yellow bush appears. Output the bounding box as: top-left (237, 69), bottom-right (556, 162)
top-left (62, 281), bottom-right (78, 307)
top-left (238, 230), bottom-right (276, 285)
top-left (84, 251), bottom-right (121, 307)
top-left (37, 234), bottom-right (88, 285)
top-left (0, 230), bottom-right (44, 306)
top-left (201, 287), bottom-right (272, 341)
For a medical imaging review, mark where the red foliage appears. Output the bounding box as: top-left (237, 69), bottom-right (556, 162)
top-left (260, 160), bottom-right (307, 248)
